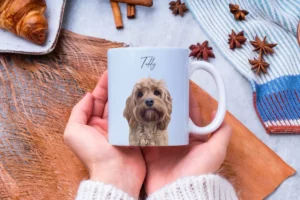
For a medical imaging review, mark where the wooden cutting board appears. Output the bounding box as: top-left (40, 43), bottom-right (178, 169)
top-left (190, 81), bottom-right (295, 200)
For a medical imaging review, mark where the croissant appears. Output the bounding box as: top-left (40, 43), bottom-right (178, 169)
top-left (0, 0), bottom-right (48, 45)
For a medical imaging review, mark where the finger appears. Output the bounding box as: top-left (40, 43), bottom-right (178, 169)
top-left (88, 117), bottom-right (108, 137)
top-left (189, 90), bottom-right (202, 127)
top-left (189, 91), bottom-right (208, 142)
top-left (207, 121), bottom-right (232, 149)
top-left (92, 71), bottom-right (108, 117)
top-left (189, 134), bottom-right (207, 144)
top-left (69, 92), bottom-right (93, 124)
top-left (199, 110), bottom-right (217, 142)
top-left (211, 110), bottom-right (216, 120)
top-left (102, 102), bottom-right (108, 119)
top-left (141, 147), bottom-right (164, 163)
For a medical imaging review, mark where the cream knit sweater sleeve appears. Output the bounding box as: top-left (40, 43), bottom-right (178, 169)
top-left (147, 174), bottom-right (238, 200)
top-left (76, 174), bottom-right (238, 200)
top-left (76, 180), bottom-right (134, 200)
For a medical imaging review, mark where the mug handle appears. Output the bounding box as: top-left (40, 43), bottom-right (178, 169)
top-left (189, 61), bottom-right (226, 135)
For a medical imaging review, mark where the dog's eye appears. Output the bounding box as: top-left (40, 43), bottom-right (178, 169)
top-left (137, 91), bottom-right (143, 98)
top-left (154, 90), bottom-right (161, 96)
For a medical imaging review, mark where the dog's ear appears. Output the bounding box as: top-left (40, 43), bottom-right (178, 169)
top-left (158, 89), bottom-right (172, 130)
top-left (123, 93), bottom-right (137, 128)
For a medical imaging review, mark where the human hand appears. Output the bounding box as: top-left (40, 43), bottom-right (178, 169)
top-left (64, 71), bottom-right (146, 197)
top-left (142, 91), bottom-right (232, 195)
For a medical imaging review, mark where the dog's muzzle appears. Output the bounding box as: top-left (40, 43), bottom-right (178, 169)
top-left (141, 108), bottom-right (160, 122)
top-left (145, 98), bottom-right (154, 107)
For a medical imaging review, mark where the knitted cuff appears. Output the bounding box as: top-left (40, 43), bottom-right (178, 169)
top-left (253, 75), bottom-right (300, 134)
top-left (147, 174), bottom-right (238, 200)
top-left (76, 180), bottom-right (134, 200)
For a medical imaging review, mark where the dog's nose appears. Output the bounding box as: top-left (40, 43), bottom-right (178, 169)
top-left (145, 99), bottom-right (154, 107)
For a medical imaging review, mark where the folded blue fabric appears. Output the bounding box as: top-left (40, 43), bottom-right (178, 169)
top-left (186, 0), bottom-right (300, 134)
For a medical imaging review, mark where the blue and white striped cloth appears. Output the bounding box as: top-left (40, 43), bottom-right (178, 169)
top-left (186, 0), bottom-right (300, 134)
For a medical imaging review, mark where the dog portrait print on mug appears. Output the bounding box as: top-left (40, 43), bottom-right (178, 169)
top-left (108, 47), bottom-right (226, 147)
top-left (123, 78), bottom-right (172, 146)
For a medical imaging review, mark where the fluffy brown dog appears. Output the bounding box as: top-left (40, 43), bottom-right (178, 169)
top-left (123, 78), bottom-right (172, 146)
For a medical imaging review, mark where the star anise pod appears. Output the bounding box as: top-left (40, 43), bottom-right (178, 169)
top-left (250, 36), bottom-right (277, 54)
top-left (189, 40), bottom-right (215, 61)
top-left (169, 0), bottom-right (188, 17)
top-left (229, 3), bottom-right (249, 20)
top-left (249, 55), bottom-right (270, 75)
top-left (228, 30), bottom-right (247, 49)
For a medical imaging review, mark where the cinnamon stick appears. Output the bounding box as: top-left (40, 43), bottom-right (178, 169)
top-left (113, 0), bottom-right (152, 7)
top-left (110, 1), bottom-right (123, 29)
top-left (127, 4), bottom-right (135, 19)
top-left (297, 21), bottom-right (300, 46)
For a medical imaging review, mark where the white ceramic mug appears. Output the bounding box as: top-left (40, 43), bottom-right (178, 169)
top-left (108, 47), bottom-right (226, 146)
